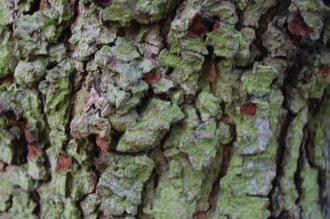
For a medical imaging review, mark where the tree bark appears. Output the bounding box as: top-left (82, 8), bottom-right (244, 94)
top-left (0, 0), bottom-right (330, 218)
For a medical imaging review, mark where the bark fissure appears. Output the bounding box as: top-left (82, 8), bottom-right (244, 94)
top-left (254, 0), bottom-right (292, 60)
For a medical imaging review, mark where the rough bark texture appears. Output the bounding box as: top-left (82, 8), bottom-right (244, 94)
top-left (0, 0), bottom-right (330, 219)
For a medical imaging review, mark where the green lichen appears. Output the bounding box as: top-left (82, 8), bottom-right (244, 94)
top-left (241, 64), bottom-right (276, 97)
top-left (0, 84), bottom-right (45, 142)
top-left (0, 171), bottom-right (13, 212)
top-left (109, 111), bottom-right (138, 133)
top-left (97, 154), bottom-right (154, 216)
top-left (80, 194), bottom-right (100, 218)
top-left (218, 121), bottom-right (233, 144)
top-left (0, 31), bottom-right (15, 78)
top-left (3, 190), bottom-right (37, 219)
top-left (273, 107), bottom-right (309, 217)
top-left (0, 118), bottom-right (16, 164)
top-left (70, 167), bottom-right (97, 201)
top-left (202, 1), bottom-right (238, 25)
top-left (14, 14), bottom-right (54, 59)
top-left (40, 198), bottom-right (81, 219)
top-left (117, 98), bottom-right (184, 152)
top-left (164, 104), bottom-right (221, 170)
top-left (160, 50), bottom-right (204, 95)
top-left (39, 60), bottom-right (75, 153)
top-left (213, 150), bottom-right (272, 219)
top-left (299, 153), bottom-right (323, 219)
top-left (179, 119), bottom-right (220, 170)
top-left (13, 1), bottom-right (74, 59)
top-left (196, 90), bottom-right (221, 121)
top-left (27, 154), bottom-right (48, 181)
top-left (214, 61), bottom-right (284, 218)
top-left (0, 1), bottom-right (13, 27)
top-left (144, 156), bottom-right (205, 219)
top-left (5, 166), bottom-right (36, 192)
top-left (102, 0), bottom-right (176, 26)
top-left (69, 1), bottom-right (116, 61)
top-left (213, 190), bottom-right (270, 219)
top-left (38, 162), bottom-right (87, 219)
top-left (205, 24), bottom-right (250, 61)
top-left (67, 138), bottom-right (93, 166)
top-left (92, 38), bottom-right (153, 117)
top-left (14, 59), bottom-right (47, 87)
top-left (215, 60), bottom-right (239, 103)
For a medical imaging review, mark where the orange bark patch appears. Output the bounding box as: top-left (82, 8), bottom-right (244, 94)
top-left (143, 71), bottom-right (160, 84)
top-left (320, 65), bottom-right (329, 78)
top-left (56, 154), bottom-right (72, 171)
top-left (96, 135), bottom-right (109, 152)
top-left (28, 144), bottom-right (42, 159)
top-left (240, 102), bottom-right (257, 116)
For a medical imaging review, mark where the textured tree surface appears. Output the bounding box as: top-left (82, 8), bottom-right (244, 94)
top-left (1, 0), bottom-right (330, 218)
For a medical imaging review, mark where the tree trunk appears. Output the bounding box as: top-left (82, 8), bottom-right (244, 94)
top-left (0, 0), bottom-right (330, 218)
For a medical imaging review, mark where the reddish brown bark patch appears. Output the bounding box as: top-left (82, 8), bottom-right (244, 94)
top-left (143, 71), bottom-right (160, 84)
top-left (187, 15), bottom-right (212, 38)
top-left (56, 154), bottom-right (72, 172)
top-left (240, 102), bottom-right (257, 116)
top-left (288, 12), bottom-right (312, 39)
top-left (28, 144), bottom-right (42, 159)
top-left (320, 65), bottom-right (329, 78)
top-left (96, 135), bottom-right (109, 152)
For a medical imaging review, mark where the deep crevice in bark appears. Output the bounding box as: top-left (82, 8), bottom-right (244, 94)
top-left (268, 104), bottom-right (295, 218)
top-left (293, 129), bottom-right (307, 216)
top-left (254, 0), bottom-right (292, 60)
top-left (207, 145), bottom-right (232, 212)
top-left (305, 89), bottom-right (330, 215)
